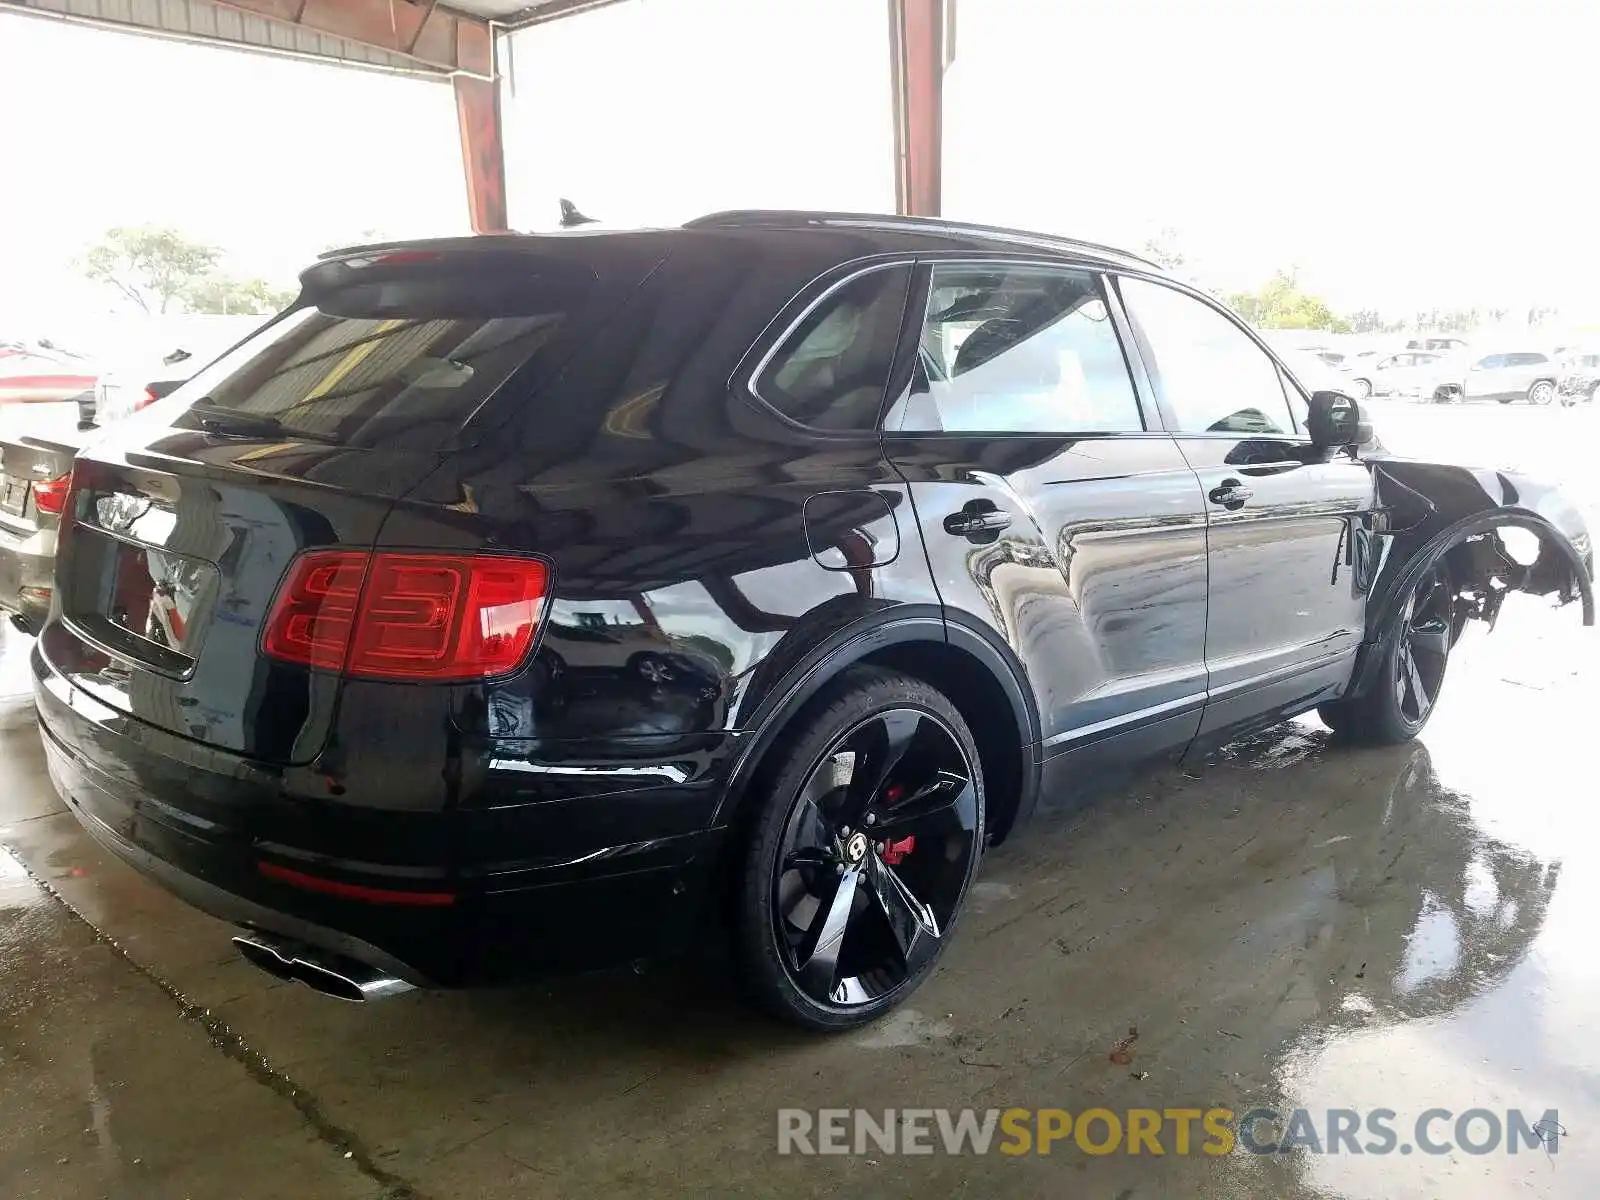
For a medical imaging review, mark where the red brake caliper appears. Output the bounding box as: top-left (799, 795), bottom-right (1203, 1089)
top-left (881, 835), bottom-right (916, 866)
top-left (877, 782), bottom-right (915, 864)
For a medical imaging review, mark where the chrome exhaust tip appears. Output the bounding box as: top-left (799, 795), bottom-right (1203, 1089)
top-left (232, 933), bottom-right (415, 1003)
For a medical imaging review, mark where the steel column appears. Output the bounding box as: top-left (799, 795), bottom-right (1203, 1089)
top-left (454, 70), bottom-right (508, 234)
top-left (888, 0), bottom-right (949, 217)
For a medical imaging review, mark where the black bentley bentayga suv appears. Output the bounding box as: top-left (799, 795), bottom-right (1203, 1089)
top-left (32, 211), bottom-right (1593, 1030)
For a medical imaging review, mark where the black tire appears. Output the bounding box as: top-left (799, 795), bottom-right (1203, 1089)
top-left (1320, 563), bottom-right (1453, 746)
top-left (1528, 380), bottom-right (1556, 406)
top-left (734, 666), bottom-right (984, 1031)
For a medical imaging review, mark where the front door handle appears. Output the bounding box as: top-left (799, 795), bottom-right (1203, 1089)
top-left (943, 501), bottom-right (1013, 540)
top-left (1208, 480), bottom-right (1254, 509)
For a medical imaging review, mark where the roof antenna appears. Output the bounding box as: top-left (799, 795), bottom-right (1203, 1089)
top-left (559, 198), bottom-right (598, 228)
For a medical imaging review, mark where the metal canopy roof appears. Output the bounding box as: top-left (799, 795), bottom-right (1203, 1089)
top-left (2, 0), bottom-right (950, 233)
top-left (1, 0), bottom-right (500, 75)
top-left (0, 0), bottom-right (631, 79)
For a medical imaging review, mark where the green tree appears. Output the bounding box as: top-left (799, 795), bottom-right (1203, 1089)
top-left (183, 274), bottom-right (296, 316)
top-left (1140, 227), bottom-right (1187, 271)
top-left (1227, 270), bottom-right (1351, 333)
top-left (1344, 308), bottom-right (1405, 335)
top-left (80, 226), bottom-right (221, 314)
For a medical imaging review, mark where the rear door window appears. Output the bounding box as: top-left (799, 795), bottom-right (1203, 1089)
top-left (891, 263), bottom-right (1145, 434)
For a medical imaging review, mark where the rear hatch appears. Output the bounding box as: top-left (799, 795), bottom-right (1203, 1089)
top-left (45, 236), bottom-right (670, 764)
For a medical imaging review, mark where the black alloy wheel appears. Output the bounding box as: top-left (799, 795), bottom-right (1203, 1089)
top-left (737, 668), bottom-right (983, 1030)
top-left (1393, 566), bottom-right (1453, 727)
top-left (1320, 563), bottom-right (1454, 745)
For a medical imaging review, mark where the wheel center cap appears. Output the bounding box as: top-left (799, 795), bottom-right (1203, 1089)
top-left (844, 832), bottom-right (869, 863)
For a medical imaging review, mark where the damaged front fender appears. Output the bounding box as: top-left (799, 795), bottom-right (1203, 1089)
top-left (1347, 460), bottom-right (1594, 699)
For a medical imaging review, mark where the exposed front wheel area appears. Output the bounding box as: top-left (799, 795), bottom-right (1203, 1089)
top-left (737, 668), bottom-right (983, 1030)
top-left (1528, 380), bottom-right (1556, 405)
top-left (1393, 567), bottom-right (1453, 726)
top-left (1319, 563), bottom-right (1455, 745)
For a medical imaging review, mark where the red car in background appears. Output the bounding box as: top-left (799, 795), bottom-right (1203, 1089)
top-left (0, 341), bottom-right (97, 414)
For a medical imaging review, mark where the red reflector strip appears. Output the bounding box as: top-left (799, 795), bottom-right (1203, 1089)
top-left (257, 860), bottom-right (456, 907)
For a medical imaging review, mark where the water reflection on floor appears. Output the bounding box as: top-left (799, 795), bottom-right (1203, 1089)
top-left (0, 599), bottom-right (1595, 1198)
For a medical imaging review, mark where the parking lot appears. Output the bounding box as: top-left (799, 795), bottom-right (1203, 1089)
top-left (0, 398), bottom-right (1593, 1198)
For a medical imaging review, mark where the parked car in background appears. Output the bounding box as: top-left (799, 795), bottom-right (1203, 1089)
top-left (79, 316), bottom-right (263, 429)
top-left (0, 431), bottom-right (78, 633)
top-left (1557, 351), bottom-right (1600, 406)
top-left (1, 342), bottom-right (97, 427)
top-left (1407, 335), bottom-right (1470, 354)
top-left (1428, 349), bottom-right (1559, 404)
top-left (81, 348), bottom-right (194, 429)
top-left (29, 215), bottom-right (1594, 1032)
top-left (1345, 350), bottom-right (1444, 400)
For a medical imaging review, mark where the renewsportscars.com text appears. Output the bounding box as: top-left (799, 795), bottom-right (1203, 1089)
top-left (777, 1107), bottom-right (1563, 1157)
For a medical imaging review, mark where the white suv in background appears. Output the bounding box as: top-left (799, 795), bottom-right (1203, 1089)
top-left (1428, 349), bottom-right (1559, 405)
top-left (1346, 350), bottom-right (1443, 400)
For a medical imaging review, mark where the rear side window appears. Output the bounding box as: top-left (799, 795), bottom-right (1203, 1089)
top-left (753, 265), bottom-right (912, 431)
top-left (1508, 352), bottom-right (1548, 366)
top-left (138, 256), bottom-right (604, 449)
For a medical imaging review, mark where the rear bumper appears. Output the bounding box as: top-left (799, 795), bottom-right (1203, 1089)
top-left (0, 520), bottom-right (54, 629)
top-left (32, 642), bottom-right (728, 986)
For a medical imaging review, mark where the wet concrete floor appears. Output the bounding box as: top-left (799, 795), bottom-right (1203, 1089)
top-left (1, 400), bottom-right (1596, 1198)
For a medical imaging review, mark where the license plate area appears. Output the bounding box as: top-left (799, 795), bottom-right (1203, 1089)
top-left (0, 475), bottom-right (26, 518)
top-left (62, 528), bottom-right (220, 677)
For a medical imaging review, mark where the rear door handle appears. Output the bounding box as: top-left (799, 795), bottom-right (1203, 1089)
top-left (943, 502), bottom-right (1013, 540)
top-left (1207, 480), bottom-right (1253, 509)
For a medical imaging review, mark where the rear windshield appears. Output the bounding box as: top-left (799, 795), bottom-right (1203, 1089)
top-left (142, 257), bottom-right (599, 449)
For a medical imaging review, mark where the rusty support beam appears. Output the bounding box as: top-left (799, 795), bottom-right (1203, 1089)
top-left (454, 72), bottom-right (508, 233)
top-left (888, 0), bottom-right (949, 217)
top-left (209, 0), bottom-right (493, 74)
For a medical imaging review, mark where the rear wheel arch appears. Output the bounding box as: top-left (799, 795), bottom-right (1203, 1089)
top-left (715, 614), bottom-right (1040, 845)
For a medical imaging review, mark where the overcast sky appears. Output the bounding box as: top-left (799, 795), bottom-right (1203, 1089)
top-left (4, 0), bottom-right (1599, 331)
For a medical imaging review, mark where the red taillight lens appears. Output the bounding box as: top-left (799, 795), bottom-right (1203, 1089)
top-left (262, 550), bottom-right (548, 681)
top-left (32, 472), bottom-right (71, 515)
top-left (135, 386), bottom-right (159, 411)
top-left (261, 550), bottom-right (369, 671)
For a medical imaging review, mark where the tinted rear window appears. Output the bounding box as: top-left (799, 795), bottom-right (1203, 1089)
top-left (152, 256), bottom-right (607, 449)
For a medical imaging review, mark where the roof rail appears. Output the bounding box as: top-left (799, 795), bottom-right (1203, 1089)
top-left (684, 209), bottom-right (1159, 269)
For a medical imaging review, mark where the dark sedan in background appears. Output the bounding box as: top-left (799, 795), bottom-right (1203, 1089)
top-left (28, 213), bottom-right (1594, 1031)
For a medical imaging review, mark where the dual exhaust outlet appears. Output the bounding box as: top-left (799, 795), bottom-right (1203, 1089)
top-left (232, 932), bottom-right (414, 1003)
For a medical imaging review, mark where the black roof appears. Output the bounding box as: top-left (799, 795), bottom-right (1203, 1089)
top-left (684, 210), bottom-right (1160, 270)
top-left (313, 211), bottom-right (1160, 276)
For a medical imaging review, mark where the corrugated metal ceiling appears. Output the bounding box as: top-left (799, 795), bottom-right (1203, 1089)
top-left (3, 0), bottom-right (446, 74)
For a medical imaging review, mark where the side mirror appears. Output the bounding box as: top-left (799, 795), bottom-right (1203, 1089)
top-left (1306, 390), bottom-right (1372, 451)
top-left (145, 379), bottom-right (184, 400)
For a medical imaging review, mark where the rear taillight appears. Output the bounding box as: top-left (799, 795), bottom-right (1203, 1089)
top-left (135, 387), bottom-right (159, 411)
top-left (262, 550), bottom-right (549, 681)
top-left (31, 472), bottom-right (71, 515)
